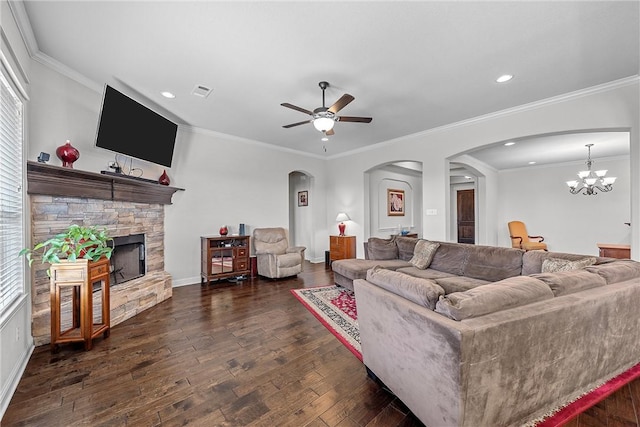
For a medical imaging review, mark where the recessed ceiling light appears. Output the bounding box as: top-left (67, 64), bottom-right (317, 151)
top-left (528, 161), bottom-right (536, 165)
top-left (161, 91), bottom-right (175, 99)
top-left (496, 74), bottom-right (514, 83)
top-left (504, 142), bottom-right (515, 146)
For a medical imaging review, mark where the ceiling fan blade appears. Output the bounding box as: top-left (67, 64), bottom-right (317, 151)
top-left (338, 116), bottom-right (373, 123)
top-left (281, 103), bottom-right (312, 115)
top-left (325, 128), bottom-right (335, 136)
top-left (283, 120), bottom-right (311, 128)
top-left (328, 94), bottom-right (354, 114)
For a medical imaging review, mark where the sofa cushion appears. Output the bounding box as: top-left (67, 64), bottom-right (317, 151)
top-left (367, 237), bottom-right (399, 260)
top-left (429, 242), bottom-right (469, 276)
top-left (434, 276), bottom-right (554, 321)
top-left (585, 260), bottom-right (640, 285)
top-left (366, 266), bottom-right (445, 310)
top-left (434, 276), bottom-right (491, 294)
top-left (396, 266), bottom-right (457, 280)
top-left (332, 259), bottom-right (411, 281)
top-left (410, 240), bottom-right (440, 269)
top-left (532, 270), bottom-right (606, 296)
top-left (541, 257), bottom-right (596, 273)
top-left (462, 245), bottom-right (523, 281)
top-left (395, 236), bottom-right (419, 261)
top-left (522, 250), bottom-right (608, 275)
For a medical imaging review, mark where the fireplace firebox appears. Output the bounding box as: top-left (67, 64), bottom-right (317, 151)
top-left (110, 234), bottom-right (145, 285)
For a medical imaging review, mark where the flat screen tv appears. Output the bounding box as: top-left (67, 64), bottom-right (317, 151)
top-left (95, 85), bottom-right (178, 168)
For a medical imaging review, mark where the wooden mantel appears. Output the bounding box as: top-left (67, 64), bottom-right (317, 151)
top-left (26, 161), bottom-right (184, 205)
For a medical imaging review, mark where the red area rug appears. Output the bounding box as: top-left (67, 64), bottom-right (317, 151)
top-left (292, 285), bottom-right (640, 426)
top-left (290, 285), bottom-right (361, 361)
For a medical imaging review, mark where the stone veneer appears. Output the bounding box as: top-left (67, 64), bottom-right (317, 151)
top-left (30, 195), bottom-right (172, 346)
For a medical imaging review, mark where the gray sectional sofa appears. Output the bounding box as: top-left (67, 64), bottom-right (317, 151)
top-left (331, 236), bottom-right (640, 426)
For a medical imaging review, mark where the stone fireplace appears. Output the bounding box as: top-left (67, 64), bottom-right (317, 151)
top-left (26, 162), bottom-right (182, 346)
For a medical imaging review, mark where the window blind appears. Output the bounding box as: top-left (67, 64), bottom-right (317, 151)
top-left (0, 68), bottom-right (24, 313)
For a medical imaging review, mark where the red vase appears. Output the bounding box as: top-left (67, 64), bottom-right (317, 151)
top-left (158, 170), bottom-right (170, 185)
top-left (56, 140), bottom-right (79, 168)
top-left (219, 226), bottom-right (228, 236)
top-left (338, 222), bottom-right (346, 236)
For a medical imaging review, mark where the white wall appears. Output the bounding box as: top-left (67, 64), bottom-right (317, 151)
top-left (367, 167), bottom-right (422, 238)
top-left (498, 156), bottom-right (631, 255)
top-left (326, 79), bottom-right (639, 258)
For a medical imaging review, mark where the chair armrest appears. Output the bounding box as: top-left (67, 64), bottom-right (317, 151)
top-left (509, 235), bottom-right (523, 245)
top-left (286, 246), bottom-right (306, 255)
top-left (528, 235), bottom-right (544, 242)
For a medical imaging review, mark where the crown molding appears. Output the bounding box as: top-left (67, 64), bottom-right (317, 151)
top-left (181, 125), bottom-right (327, 160)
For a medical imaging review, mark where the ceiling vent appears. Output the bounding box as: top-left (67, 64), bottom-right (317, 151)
top-left (191, 84), bottom-right (212, 98)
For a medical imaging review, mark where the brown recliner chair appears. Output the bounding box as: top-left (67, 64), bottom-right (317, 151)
top-left (252, 227), bottom-right (306, 278)
top-left (508, 221), bottom-right (547, 251)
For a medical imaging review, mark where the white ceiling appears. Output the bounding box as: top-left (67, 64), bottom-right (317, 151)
top-left (17, 1), bottom-right (640, 162)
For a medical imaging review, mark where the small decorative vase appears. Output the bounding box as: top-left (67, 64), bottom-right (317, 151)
top-left (219, 226), bottom-right (228, 236)
top-left (56, 140), bottom-right (79, 168)
top-left (338, 222), bottom-right (346, 236)
top-left (158, 170), bottom-right (170, 185)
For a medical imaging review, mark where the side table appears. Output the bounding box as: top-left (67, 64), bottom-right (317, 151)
top-left (50, 257), bottom-right (110, 352)
top-left (330, 235), bottom-right (356, 263)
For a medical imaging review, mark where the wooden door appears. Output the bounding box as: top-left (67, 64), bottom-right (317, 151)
top-left (457, 189), bottom-right (475, 244)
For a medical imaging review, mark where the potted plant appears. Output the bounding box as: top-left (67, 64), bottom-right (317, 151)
top-left (20, 224), bottom-right (113, 271)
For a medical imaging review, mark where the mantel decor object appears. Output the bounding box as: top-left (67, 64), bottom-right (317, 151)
top-left (56, 140), bottom-right (80, 168)
top-left (219, 226), bottom-right (228, 236)
top-left (158, 170), bottom-right (170, 185)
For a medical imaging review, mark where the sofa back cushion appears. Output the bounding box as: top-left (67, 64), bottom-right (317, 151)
top-left (395, 236), bottom-right (419, 261)
top-left (429, 242), bottom-right (523, 281)
top-left (429, 242), bottom-right (469, 275)
top-left (531, 270), bottom-right (606, 296)
top-left (585, 260), bottom-right (640, 285)
top-left (522, 250), bottom-right (609, 276)
top-left (367, 237), bottom-right (399, 260)
top-left (366, 266), bottom-right (445, 310)
top-left (462, 245), bottom-right (523, 281)
top-left (434, 276), bottom-right (554, 321)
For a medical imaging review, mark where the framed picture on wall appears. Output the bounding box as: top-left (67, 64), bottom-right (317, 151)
top-left (298, 190), bottom-right (308, 207)
top-left (387, 189), bottom-right (405, 216)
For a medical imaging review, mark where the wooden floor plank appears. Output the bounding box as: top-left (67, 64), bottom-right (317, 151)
top-left (3, 261), bottom-right (640, 426)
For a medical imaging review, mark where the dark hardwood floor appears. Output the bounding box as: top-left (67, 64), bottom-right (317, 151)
top-left (2, 261), bottom-right (639, 426)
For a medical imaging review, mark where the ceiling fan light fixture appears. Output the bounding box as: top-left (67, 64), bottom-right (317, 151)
top-left (313, 116), bottom-right (335, 132)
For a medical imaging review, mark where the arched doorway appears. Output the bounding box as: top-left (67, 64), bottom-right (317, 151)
top-left (289, 171), bottom-right (313, 260)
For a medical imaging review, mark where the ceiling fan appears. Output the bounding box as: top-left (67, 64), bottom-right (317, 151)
top-left (281, 81), bottom-right (372, 136)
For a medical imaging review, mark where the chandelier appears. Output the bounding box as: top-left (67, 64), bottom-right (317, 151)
top-left (566, 144), bottom-right (616, 195)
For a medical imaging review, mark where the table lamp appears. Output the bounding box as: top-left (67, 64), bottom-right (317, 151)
top-left (336, 212), bottom-right (350, 236)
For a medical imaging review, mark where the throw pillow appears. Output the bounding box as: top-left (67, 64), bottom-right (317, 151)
top-left (541, 257), bottom-right (597, 273)
top-left (410, 240), bottom-right (440, 269)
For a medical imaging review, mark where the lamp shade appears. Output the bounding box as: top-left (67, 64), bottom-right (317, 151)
top-left (336, 212), bottom-right (350, 222)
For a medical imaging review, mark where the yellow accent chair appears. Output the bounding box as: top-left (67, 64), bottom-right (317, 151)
top-left (508, 221), bottom-right (547, 251)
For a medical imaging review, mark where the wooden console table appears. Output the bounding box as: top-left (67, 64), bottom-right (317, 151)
top-left (201, 235), bottom-right (251, 283)
top-left (597, 243), bottom-right (631, 259)
top-left (50, 257), bottom-right (110, 352)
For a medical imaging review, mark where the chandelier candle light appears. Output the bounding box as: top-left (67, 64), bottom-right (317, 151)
top-left (566, 144), bottom-right (616, 196)
top-left (336, 212), bottom-right (350, 236)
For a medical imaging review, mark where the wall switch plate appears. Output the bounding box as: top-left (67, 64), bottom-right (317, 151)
top-left (426, 209), bottom-right (437, 216)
